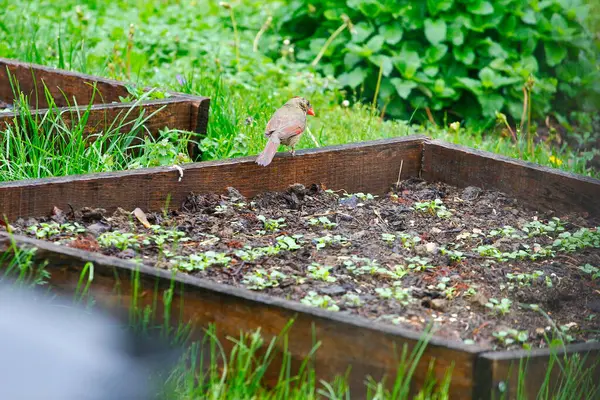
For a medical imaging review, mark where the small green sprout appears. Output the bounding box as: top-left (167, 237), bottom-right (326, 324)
top-left (485, 298), bottom-right (512, 316)
top-left (27, 222), bottom-right (86, 239)
top-left (381, 233), bottom-right (396, 244)
top-left (313, 234), bottom-right (350, 250)
top-left (276, 235), bottom-right (302, 250)
top-left (413, 199), bottom-right (452, 218)
top-left (257, 215), bottom-right (287, 232)
top-left (309, 216), bottom-right (337, 229)
top-left (376, 285), bottom-right (412, 305)
top-left (242, 268), bottom-right (287, 290)
top-left (397, 232), bottom-right (421, 248)
top-left (173, 251), bottom-right (231, 271)
top-left (493, 329), bottom-right (529, 347)
top-left (307, 263), bottom-right (336, 282)
top-left (406, 256), bottom-right (434, 272)
top-left (341, 293), bottom-right (362, 307)
top-left (301, 291), bottom-right (339, 311)
top-left (98, 231), bottom-right (140, 251)
top-left (522, 217), bottom-right (565, 237)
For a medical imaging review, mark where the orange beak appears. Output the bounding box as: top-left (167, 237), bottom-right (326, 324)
top-left (307, 107), bottom-right (315, 116)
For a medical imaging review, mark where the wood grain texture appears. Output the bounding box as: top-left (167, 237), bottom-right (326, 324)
top-left (473, 343), bottom-right (600, 400)
top-left (0, 136), bottom-right (425, 222)
top-left (0, 57), bottom-right (131, 108)
top-left (0, 232), bottom-right (479, 398)
top-left (0, 58), bottom-right (210, 158)
top-left (422, 140), bottom-right (600, 221)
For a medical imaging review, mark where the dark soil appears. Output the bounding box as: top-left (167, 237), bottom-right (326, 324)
top-left (10, 179), bottom-right (600, 350)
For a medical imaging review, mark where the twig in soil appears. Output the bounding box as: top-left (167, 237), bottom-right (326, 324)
top-left (472, 321), bottom-right (491, 337)
top-left (373, 209), bottom-right (390, 230)
top-left (395, 159), bottom-right (404, 188)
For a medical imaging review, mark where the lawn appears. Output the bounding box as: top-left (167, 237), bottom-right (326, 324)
top-left (0, 0), bottom-right (599, 398)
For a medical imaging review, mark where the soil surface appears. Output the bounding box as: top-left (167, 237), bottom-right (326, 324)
top-left (10, 179), bottom-right (600, 350)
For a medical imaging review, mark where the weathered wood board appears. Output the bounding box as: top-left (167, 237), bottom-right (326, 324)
top-left (0, 57), bottom-right (210, 158)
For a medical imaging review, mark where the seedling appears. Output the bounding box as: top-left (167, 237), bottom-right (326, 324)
top-left (313, 234), bottom-right (349, 250)
top-left (381, 233), bottom-right (396, 244)
top-left (307, 263), bottom-right (336, 282)
top-left (342, 256), bottom-right (388, 276)
top-left (242, 268), bottom-right (287, 290)
top-left (376, 285), bottom-right (412, 305)
top-left (397, 232), bottom-right (421, 249)
top-left (173, 251), bottom-right (231, 271)
top-left (553, 228), bottom-right (600, 253)
top-left (341, 293), bottom-right (362, 307)
top-left (440, 247), bottom-right (465, 262)
top-left (301, 291), bottom-right (339, 311)
top-left (343, 192), bottom-right (376, 201)
top-left (27, 222), bottom-right (85, 239)
top-left (493, 329), bottom-right (529, 348)
top-left (488, 225), bottom-right (523, 239)
top-left (506, 270), bottom-right (548, 289)
top-left (485, 298), bottom-right (512, 316)
top-left (257, 215), bottom-right (286, 232)
top-left (522, 217), bottom-right (565, 237)
top-left (97, 231), bottom-right (140, 251)
top-left (406, 256), bottom-right (434, 272)
top-left (463, 286), bottom-right (477, 297)
top-left (309, 216), bottom-right (337, 229)
top-left (413, 199), bottom-right (452, 218)
top-left (276, 235), bottom-right (302, 250)
top-left (578, 264), bottom-right (600, 280)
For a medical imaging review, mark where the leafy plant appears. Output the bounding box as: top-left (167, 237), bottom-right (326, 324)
top-left (493, 328), bottom-right (529, 348)
top-left (309, 216), bottom-right (338, 229)
top-left (313, 234), bottom-right (350, 250)
top-left (278, 0), bottom-right (600, 128)
top-left (97, 231), bottom-right (141, 251)
top-left (406, 256), bottom-right (435, 272)
top-left (301, 291), bottom-right (340, 311)
top-left (375, 284), bottom-right (412, 305)
top-left (486, 297), bottom-right (512, 316)
top-left (257, 215), bottom-right (287, 232)
top-left (522, 217), bottom-right (565, 237)
top-left (578, 264), bottom-right (600, 280)
top-left (173, 251), bottom-right (231, 272)
top-left (307, 263), bottom-right (337, 282)
top-left (242, 268), bottom-right (287, 290)
top-left (27, 222), bottom-right (85, 239)
top-left (413, 199), bottom-right (451, 218)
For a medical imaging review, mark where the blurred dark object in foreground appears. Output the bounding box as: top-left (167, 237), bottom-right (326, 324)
top-left (0, 282), bottom-right (183, 400)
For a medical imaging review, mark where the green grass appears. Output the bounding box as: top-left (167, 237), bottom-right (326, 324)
top-left (0, 0), bottom-right (598, 182)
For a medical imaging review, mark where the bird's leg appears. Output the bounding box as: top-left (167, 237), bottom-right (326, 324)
top-left (290, 147), bottom-right (296, 156)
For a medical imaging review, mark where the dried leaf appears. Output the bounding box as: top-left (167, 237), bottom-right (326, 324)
top-left (133, 208), bottom-right (152, 228)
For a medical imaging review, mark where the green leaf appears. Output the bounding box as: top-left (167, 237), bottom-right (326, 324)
top-left (453, 46), bottom-right (475, 65)
top-left (391, 78), bottom-right (417, 99)
top-left (323, 10), bottom-right (340, 20)
top-left (521, 9), bottom-right (537, 24)
top-left (369, 54), bottom-right (393, 76)
top-left (424, 19), bottom-right (447, 45)
top-left (351, 22), bottom-right (374, 43)
top-left (366, 35), bottom-right (385, 53)
top-left (379, 23), bottom-right (403, 45)
top-left (467, 0), bottom-right (494, 15)
top-left (448, 24), bottom-right (465, 46)
top-left (455, 77), bottom-right (483, 96)
top-left (344, 52), bottom-right (361, 69)
top-left (338, 67), bottom-right (367, 89)
top-left (477, 93), bottom-right (504, 118)
top-left (423, 65), bottom-right (439, 77)
top-left (394, 45), bottom-right (422, 79)
top-left (544, 41), bottom-right (567, 67)
top-left (427, 0), bottom-right (454, 15)
top-left (425, 44), bottom-right (448, 63)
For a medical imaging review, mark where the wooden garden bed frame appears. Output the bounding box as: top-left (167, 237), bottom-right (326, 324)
top-left (1, 136), bottom-right (599, 398)
top-left (0, 57), bottom-right (210, 158)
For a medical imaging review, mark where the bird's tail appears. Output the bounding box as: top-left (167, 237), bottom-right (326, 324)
top-left (255, 138), bottom-right (279, 166)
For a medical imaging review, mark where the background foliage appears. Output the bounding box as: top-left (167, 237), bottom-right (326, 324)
top-left (277, 0), bottom-right (599, 129)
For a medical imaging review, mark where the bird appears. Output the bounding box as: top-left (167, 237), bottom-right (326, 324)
top-left (255, 97), bottom-right (315, 167)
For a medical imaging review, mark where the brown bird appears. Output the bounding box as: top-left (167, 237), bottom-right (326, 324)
top-left (255, 97), bottom-right (315, 167)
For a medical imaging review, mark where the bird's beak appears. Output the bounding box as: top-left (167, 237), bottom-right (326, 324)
top-left (307, 107), bottom-right (315, 116)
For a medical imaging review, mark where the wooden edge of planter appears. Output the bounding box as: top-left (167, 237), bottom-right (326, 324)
top-left (472, 342), bottom-right (600, 400)
top-left (0, 96), bottom-right (210, 158)
top-left (0, 231), bottom-right (481, 398)
top-left (421, 139), bottom-right (600, 220)
top-left (0, 135), bottom-right (426, 222)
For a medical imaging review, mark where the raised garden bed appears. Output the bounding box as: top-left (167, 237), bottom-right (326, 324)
top-left (0, 136), bottom-right (599, 399)
top-left (0, 58), bottom-right (210, 158)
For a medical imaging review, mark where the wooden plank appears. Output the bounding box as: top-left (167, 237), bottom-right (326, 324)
top-left (473, 343), bottom-right (600, 400)
top-left (0, 57), bottom-right (131, 108)
top-left (421, 140), bottom-right (600, 220)
top-left (0, 135), bottom-right (425, 222)
top-left (0, 232), bottom-right (480, 398)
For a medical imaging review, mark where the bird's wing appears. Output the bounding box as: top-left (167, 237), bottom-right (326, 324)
top-left (265, 110), bottom-right (306, 140)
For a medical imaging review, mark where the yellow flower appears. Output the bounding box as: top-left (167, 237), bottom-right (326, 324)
top-left (549, 156), bottom-right (563, 166)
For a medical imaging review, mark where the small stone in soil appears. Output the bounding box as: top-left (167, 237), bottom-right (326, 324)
top-left (318, 285), bottom-right (347, 296)
top-left (87, 221), bottom-right (111, 236)
top-left (118, 249), bottom-right (136, 259)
